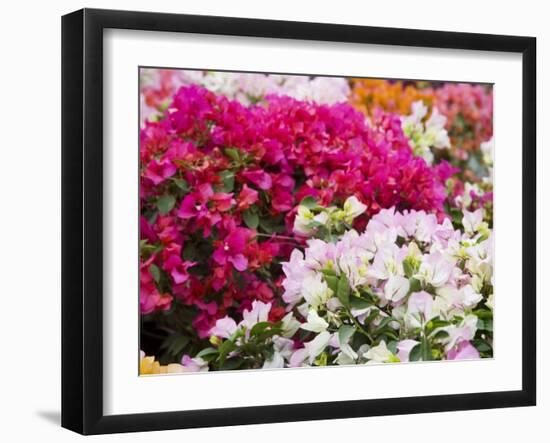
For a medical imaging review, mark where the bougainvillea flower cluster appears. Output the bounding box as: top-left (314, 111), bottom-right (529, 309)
top-left (139, 69), bottom-right (493, 373)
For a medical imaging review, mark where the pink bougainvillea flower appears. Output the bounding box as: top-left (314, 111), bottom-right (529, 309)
top-left (140, 281), bottom-right (172, 315)
top-left (177, 185), bottom-right (213, 219)
top-left (213, 228), bottom-right (252, 271)
top-left (209, 316), bottom-right (238, 339)
top-left (143, 158), bottom-right (177, 185)
top-left (447, 340), bottom-right (480, 360)
top-left (241, 169), bottom-right (273, 190)
top-left (154, 215), bottom-right (181, 245)
top-left (210, 192), bottom-right (236, 212)
top-left (176, 184), bottom-right (222, 236)
top-left (140, 216), bottom-right (158, 243)
top-left (140, 257), bottom-right (172, 314)
top-left (162, 254), bottom-right (196, 285)
top-left (237, 184), bottom-right (259, 210)
top-left (271, 188), bottom-right (294, 212)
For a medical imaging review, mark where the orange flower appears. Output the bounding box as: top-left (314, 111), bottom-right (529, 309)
top-left (350, 79), bottom-right (434, 118)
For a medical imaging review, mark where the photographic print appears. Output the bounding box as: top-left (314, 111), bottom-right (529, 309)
top-left (138, 68), bottom-right (494, 375)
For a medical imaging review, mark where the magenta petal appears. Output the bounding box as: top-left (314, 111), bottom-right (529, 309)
top-left (177, 195), bottom-right (197, 218)
top-left (171, 268), bottom-right (189, 284)
top-left (212, 248), bottom-right (226, 266)
top-left (161, 161), bottom-right (177, 179)
top-left (447, 340), bottom-right (480, 360)
top-left (242, 170), bottom-right (272, 190)
top-left (229, 254), bottom-right (248, 271)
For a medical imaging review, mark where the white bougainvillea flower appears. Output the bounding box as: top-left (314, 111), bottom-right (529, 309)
top-left (337, 249), bottom-right (368, 289)
top-left (465, 236), bottom-right (493, 283)
top-left (455, 182), bottom-right (483, 208)
top-left (462, 209), bottom-right (484, 234)
top-left (365, 341), bottom-right (399, 364)
top-left (460, 284), bottom-right (484, 308)
top-left (281, 312), bottom-right (301, 338)
top-left (304, 238), bottom-right (338, 270)
top-left (405, 291), bottom-right (436, 329)
top-left (262, 351), bottom-right (285, 369)
top-left (443, 314), bottom-right (478, 352)
top-left (402, 100), bottom-right (428, 128)
top-left (263, 337), bottom-right (295, 369)
top-left (486, 292), bottom-right (494, 310)
top-left (181, 355), bottom-right (209, 372)
top-left (289, 331), bottom-right (332, 366)
top-left (304, 331), bottom-right (332, 364)
top-left (396, 339), bottom-right (420, 362)
top-left (293, 205), bottom-right (316, 236)
top-left (342, 196), bottom-right (367, 224)
top-left (288, 348), bottom-right (309, 367)
top-left (368, 244), bottom-right (406, 280)
top-left (384, 274), bottom-right (410, 302)
top-left (282, 249), bottom-right (315, 305)
top-left (209, 316), bottom-right (238, 339)
top-left (480, 137), bottom-right (494, 167)
top-left (425, 108), bottom-right (451, 149)
top-left (435, 284), bottom-right (482, 313)
top-left (401, 101), bottom-right (451, 164)
top-left (416, 251), bottom-right (455, 288)
top-left (401, 210), bottom-right (439, 243)
top-left (301, 273), bottom-right (333, 308)
top-left (300, 310), bottom-right (329, 333)
top-left (334, 331), bottom-right (359, 366)
top-left (241, 301), bottom-right (271, 330)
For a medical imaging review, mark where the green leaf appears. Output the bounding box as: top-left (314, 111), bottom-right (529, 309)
top-left (219, 170), bottom-right (235, 193)
top-left (220, 357), bottom-right (244, 370)
top-left (473, 309), bottom-right (493, 320)
top-left (408, 278), bottom-right (422, 293)
top-left (336, 275), bottom-right (351, 308)
top-left (149, 263), bottom-right (161, 283)
top-left (242, 209), bottom-right (259, 229)
top-left (160, 334), bottom-right (190, 356)
top-left (376, 317), bottom-right (394, 330)
top-left (172, 178), bottom-right (190, 192)
top-left (409, 344), bottom-right (422, 362)
top-left (224, 148), bottom-right (241, 162)
top-left (195, 347), bottom-right (219, 362)
top-left (477, 318), bottom-right (493, 332)
top-left (473, 339), bottom-right (492, 353)
top-left (403, 257), bottom-right (419, 278)
top-left (421, 336), bottom-right (432, 361)
top-left (250, 321), bottom-right (274, 337)
top-left (299, 196), bottom-right (320, 209)
top-left (350, 296), bottom-right (371, 310)
top-left (320, 268), bottom-right (337, 277)
top-left (430, 329), bottom-right (450, 341)
top-left (324, 275), bottom-right (339, 294)
top-left (196, 347), bottom-right (219, 358)
top-left (259, 216), bottom-right (285, 234)
top-left (157, 194), bottom-right (176, 215)
top-left (218, 340), bottom-right (237, 364)
top-left (427, 317), bottom-right (451, 331)
top-left (338, 325), bottom-right (355, 345)
top-left (387, 340), bottom-right (398, 354)
top-left (363, 309), bottom-right (380, 326)
top-left (403, 260), bottom-right (414, 278)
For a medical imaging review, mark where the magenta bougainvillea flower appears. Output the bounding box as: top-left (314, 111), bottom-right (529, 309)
top-left (213, 227), bottom-right (252, 271)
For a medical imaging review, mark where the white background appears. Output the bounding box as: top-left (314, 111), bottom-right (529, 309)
top-left (0, 0), bottom-right (546, 441)
top-left (104, 29), bottom-right (522, 415)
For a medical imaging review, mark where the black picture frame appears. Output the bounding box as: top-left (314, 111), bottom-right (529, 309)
top-left (61, 8), bottom-right (537, 435)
